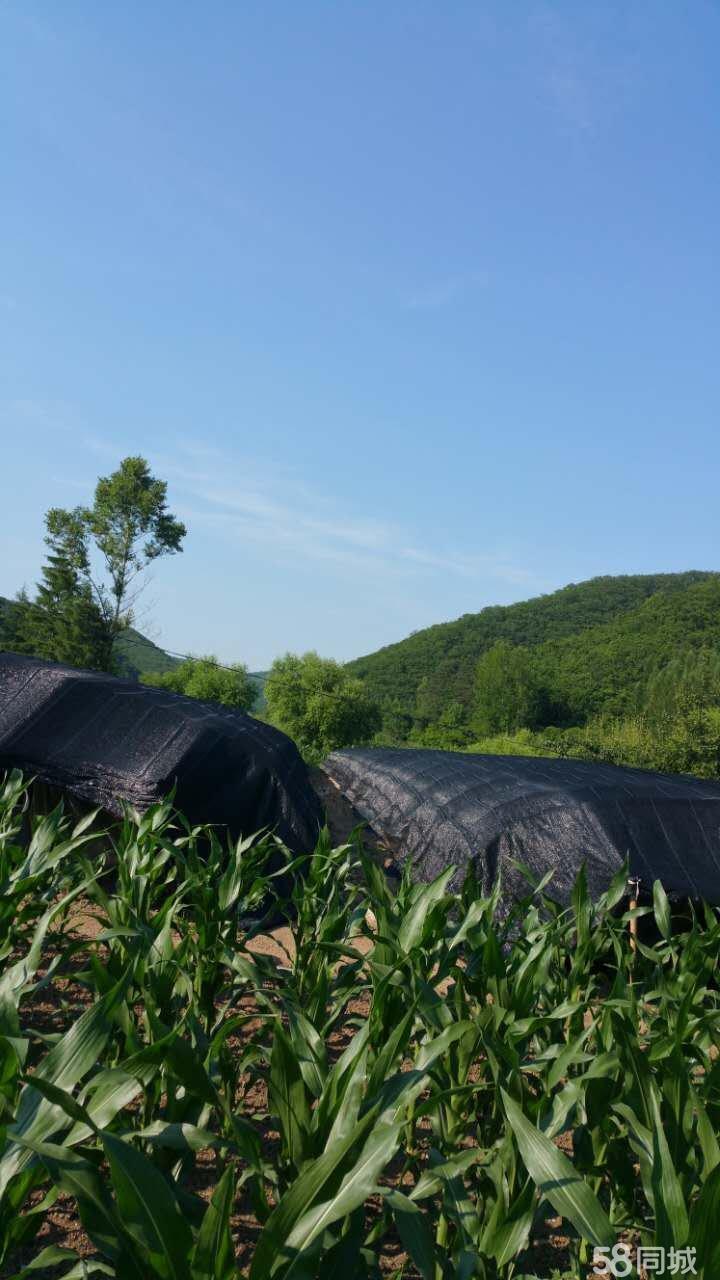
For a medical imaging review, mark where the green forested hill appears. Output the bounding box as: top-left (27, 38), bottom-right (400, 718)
top-left (113, 628), bottom-right (182, 678)
top-left (347, 571), bottom-right (719, 721)
top-left (533, 576), bottom-right (720, 722)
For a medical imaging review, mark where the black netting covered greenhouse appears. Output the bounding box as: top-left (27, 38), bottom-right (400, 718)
top-left (325, 746), bottom-right (720, 905)
top-left (0, 652), bottom-right (322, 851)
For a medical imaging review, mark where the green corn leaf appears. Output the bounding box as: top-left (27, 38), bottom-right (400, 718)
top-left (547, 1023), bottom-right (594, 1091)
top-left (415, 1020), bottom-right (476, 1072)
top-left (250, 1068), bottom-right (427, 1280)
top-left (480, 1176), bottom-right (536, 1267)
top-left (269, 1020), bottom-right (311, 1169)
top-left (5, 1246), bottom-right (115, 1278)
top-left (191, 1164), bottom-right (236, 1280)
top-left (18, 1074), bottom-right (101, 1136)
top-left (501, 1089), bottom-right (613, 1246)
top-left (653, 880), bottom-right (672, 941)
top-left (125, 1121), bottom-right (221, 1152)
top-left (313, 1019), bottom-right (369, 1143)
top-left (367, 1004), bottom-right (417, 1094)
top-left (448, 898), bottom-right (490, 950)
top-left (103, 1131), bottom-right (194, 1280)
top-left (14, 1136), bottom-right (126, 1266)
top-left (411, 1147), bottom-right (485, 1200)
top-left (649, 1088), bottom-right (689, 1248)
top-left (0, 877), bottom-right (92, 1029)
top-left (384, 1188), bottom-right (436, 1280)
top-left (693, 1089), bottom-right (720, 1178)
top-left (282, 1121), bottom-right (402, 1275)
top-left (319, 1208), bottom-right (366, 1280)
top-left (69, 1070), bottom-right (144, 1146)
top-left (398, 867), bottom-right (454, 954)
top-left (287, 1006), bottom-right (329, 1099)
top-left (0, 971), bottom-right (130, 1199)
top-left (689, 1162), bottom-right (720, 1277)
top-left (324, 1044), bottom-right (369, 1149)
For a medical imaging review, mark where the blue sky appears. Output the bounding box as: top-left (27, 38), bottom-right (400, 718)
top-left (1, 2), bottom-right (719, 670)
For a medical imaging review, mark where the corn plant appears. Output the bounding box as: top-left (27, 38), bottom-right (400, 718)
top-left (3, 770), bottom-right (720, 1278)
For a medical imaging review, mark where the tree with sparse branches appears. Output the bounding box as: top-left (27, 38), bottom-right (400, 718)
top-left (12, 457), bottom-right (186, 671)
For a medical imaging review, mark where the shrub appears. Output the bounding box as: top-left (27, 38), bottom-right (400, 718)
top-left (143, 654), bottom-right (258, 712)
top-left (265, 650), bottom-right (381, 762)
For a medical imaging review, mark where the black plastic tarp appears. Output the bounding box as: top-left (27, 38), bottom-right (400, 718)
top-left (324, 747), bottom-right (720, 904)
top-left (0, 652), bottom-right (322, 852)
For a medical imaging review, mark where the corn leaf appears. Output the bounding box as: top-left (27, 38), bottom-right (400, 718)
top-left (501, 1089), bottom-right (612, 1246)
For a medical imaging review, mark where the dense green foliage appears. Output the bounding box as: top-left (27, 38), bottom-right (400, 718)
top-left (142, 654), bottom-right (259, 712)
top-left (471, 705), bottom-right (720, 780)
top-left (529, 577), bottom-right (720, 724)
top-left (83, 455), bottom-right (186, 659)
top-left (4, 774), bottom-right (720, 1277)
top-left (5, 561), bottom-right (720, 774)
top-left (472, 640), bottom-right (546, 735)
top-left (348, 573), bottom-right (720, 777)
top-left (265, 651), bottom-right (381, 762)
top-left (0, 523), bottom-right (107, 670)
top-left (348, 572), bottom-right (715, 716)
top-left (0, 601), bottom-right (172, 678)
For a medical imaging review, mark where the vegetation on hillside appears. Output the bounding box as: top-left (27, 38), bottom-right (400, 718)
top-left (143, 654), bottom-right (259, 712)
top-left (5, 541), bottom-right (720, 776)
top-left (113, 626), bottom-right (182, 678)
top-left (348, 572), bottom-right (715, 715)
top-left (355, 573), bottom-right (720, 779)
top-left (4, 772), bottom-right (720, 1277)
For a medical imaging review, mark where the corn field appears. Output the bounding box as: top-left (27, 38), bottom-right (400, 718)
top-left (2, 769), bottom-right (720, 1278)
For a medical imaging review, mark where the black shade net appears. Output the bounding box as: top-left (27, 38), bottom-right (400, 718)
top-left (325, 747), bottom-right (720, 905)
top-left (0, 652), bottom-right (322, 852)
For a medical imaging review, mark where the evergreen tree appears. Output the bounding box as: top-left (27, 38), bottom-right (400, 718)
top-left (13, 522), bottom-right (106, 668)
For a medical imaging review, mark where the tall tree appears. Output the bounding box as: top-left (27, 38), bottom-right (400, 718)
top-left (84, 457), bottom-right (186, 660)
top-left (7, 457), bottom-right (185, 672)
top-left (49, 457), bottom-right (185, 669)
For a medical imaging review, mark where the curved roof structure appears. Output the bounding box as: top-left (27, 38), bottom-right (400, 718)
top-left (326, 747), bottom-right (720, 904)
top-left (0, 652), bottom-right (322, 852)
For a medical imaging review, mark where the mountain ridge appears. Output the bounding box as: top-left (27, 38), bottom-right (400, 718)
top-left (345, 571), bottom-right (720, 721)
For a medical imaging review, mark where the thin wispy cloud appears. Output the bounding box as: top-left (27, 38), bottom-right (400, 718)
top-left (2, 398), bottom-right (77, 433)
top-left (529, 5), bottom-right (642, 137)
top-left (404, 270), bottom-right (487, 311)
top-left (167, 455), bottom-right (536, 589)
